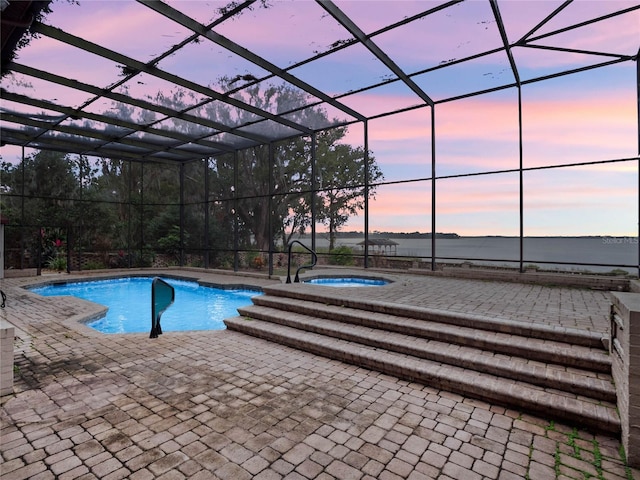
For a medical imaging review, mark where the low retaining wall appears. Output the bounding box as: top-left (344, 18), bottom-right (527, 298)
top-left (410, 267), bottom-right (630, 291)
top-left (0, 318), bottom-right (14, 397)
top-left (610, 292), bottom-right (640, 467)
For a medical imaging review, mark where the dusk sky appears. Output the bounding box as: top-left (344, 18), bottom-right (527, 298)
top-left (0, 0), bottom-right (638, 237)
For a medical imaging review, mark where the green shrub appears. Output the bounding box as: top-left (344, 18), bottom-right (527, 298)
top-left (245, 251), bottom-right (265, 270)
top-left (131, 247), bottom-right (154, 267)
top-left (84, 260), bottom-right (106, 270)
top-left (157, 225), bottom-right (184, 263)
top-left (608, 269), bottom-right (629, 276)
top-left (329, 246), bottom-right (354, 266)
top-left (46, 255), bottom-right (67, 272)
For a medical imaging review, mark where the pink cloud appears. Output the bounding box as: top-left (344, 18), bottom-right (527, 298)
top-left (364, 158), bottom-right (637, 235)
top-left (0, 145), bottom-right (27, 165)
top-left (523, 96), bottom-right (634, 139)
top-left (437, 97), bottom-right (519, 140)
top-left (340, 81), bottom-right (635, 174)
top-left (47, 2), bottom-right (191, 62)
top-left (534, 2), bottom-right (639, 55)
top-left (436, 175), bottom-right (519, 214)
top-left (1, 1), bottom-right (635, 239)
top-left (371, 191), bottom-right (430, 216)
top-left (214, 1), bottom-right (351, 67)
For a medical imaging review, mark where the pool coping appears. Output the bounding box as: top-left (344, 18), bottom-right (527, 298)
top-left (15, 269), bottom-right (280, 337)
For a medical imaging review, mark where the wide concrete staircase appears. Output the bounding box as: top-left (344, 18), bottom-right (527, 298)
top-left (224, 284), bottom-right (619, 435)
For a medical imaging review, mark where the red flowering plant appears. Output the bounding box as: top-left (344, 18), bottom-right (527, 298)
top-left (251, 254), bottom-right (265, 270)
top-left (41, 228), bottom-right (67, 272)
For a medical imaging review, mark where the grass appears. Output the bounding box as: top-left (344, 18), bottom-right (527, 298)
top-left (619, 445), bottom-right (635, 480)
top-left (538, 422), bottom-right (632, 480)
top-left (592, 439), bottom-right (603, 479)
top-left (567, 428), bottom-right (581, 458)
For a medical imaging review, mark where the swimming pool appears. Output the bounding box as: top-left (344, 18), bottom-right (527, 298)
top-left (29, 277), bottom-right (260, 334)
top-left (304, 277), bottom-right (389, 287)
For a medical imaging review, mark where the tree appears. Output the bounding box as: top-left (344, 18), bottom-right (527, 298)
top-left (170, 80), bottom-right (317, 252)
top-left (1, 150), bottom-right (78, 226)
top-left (276, 127), bottom-right (384, 251)
top-left (1, 0), bottom-right (80, 79)
top-left (0, 81), bottom-right (384, 268)
top-left (315, 138), bottom-right (383, 251)
top-left (199, 82), bottom-right (383, 253)
top-left (0, 150), bottom-right (119, 267)
top-left (106, 79), bottom-right (383, 255)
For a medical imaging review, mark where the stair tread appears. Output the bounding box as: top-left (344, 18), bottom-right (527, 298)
top-left (225, 316), bottom-right (620, 434)
top-left (238, 304), bottom-right (615, 400)
top-left (251, 296), bottom-right (610, 369)
top-left (262, 284), bottom-right (605, 347)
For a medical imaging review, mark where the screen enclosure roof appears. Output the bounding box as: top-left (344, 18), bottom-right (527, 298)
top-left (1, 0), bottom-right (638, 163)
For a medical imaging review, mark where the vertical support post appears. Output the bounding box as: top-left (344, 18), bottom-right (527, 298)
top-left (66, 226), bottom-right (71, 274)
top-left (364, 120), bottom-right (370, 269)
top-left (431, 106), bottom-right (436, 271)
top-left (204, 158), bottom-right (210, 270)
top-left (636, 48), bottom-right (639, 277)
top-left (268, 143), bottom-right (274, 277)
top-left (127, 159), bottom-right (133, 268)
top-left (311, 133), bottom-right (317, 253)
top-left (140, 162), bottom-right (145, 267)
top-left (233, 151), bottom-right (239, 272)
top-left (76, 156), bottom-right (83, 273)
top-left (20, 147), bottom-right (25, 271)
top-left (518, 84), bottom-right (525, 273)
top-left (79, 156), bottom-right (88, 271)
top-left (36, 225), bottom-right (42, 276)
top-left (179, 162), bottom-right (185, 267)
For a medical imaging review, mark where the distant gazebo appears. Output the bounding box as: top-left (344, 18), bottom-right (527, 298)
top-left (357, 239), bottom-right (399, 256)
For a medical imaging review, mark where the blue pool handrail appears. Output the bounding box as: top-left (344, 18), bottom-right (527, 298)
top-left (286, 241), bottom-right (318, 283)
top-left (150, 277), bottom-right (175, 338)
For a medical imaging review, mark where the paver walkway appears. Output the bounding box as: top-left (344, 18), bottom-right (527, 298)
top-left (1, 269), bottom-right (637, 479)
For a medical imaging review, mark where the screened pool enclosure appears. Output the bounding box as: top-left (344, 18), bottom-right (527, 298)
top-left (1, 0), bottom-right (638, 276)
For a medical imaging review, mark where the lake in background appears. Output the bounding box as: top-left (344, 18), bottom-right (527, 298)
top-left (293, 235), bottom-right (639, 275)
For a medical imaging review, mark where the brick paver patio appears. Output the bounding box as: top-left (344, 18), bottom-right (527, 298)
top-left (1, 269), bottom-right (637, 479)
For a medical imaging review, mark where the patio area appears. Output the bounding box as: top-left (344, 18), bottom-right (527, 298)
top-left (0, 269), bottom-right (637, 479)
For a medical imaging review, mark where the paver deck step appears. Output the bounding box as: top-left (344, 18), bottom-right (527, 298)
top-left (224, 316), bottom-right (620, 435)
top-left (261, 284), bottom-right (606, 348)
top-left (252, 295), bottom-right (611, 373)
top-left (229, 287), bottom-right (618, 436)
top-left (237, 304), bottom-right (616, 403)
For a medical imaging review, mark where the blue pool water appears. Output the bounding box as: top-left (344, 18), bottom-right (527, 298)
top-left (30, 277), bottom-right (260, 334)
top-left (304, 277), bottom-right (388, 287)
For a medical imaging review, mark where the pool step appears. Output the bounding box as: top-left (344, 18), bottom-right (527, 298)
top-left (224, 285), bottom-right (619, 435)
